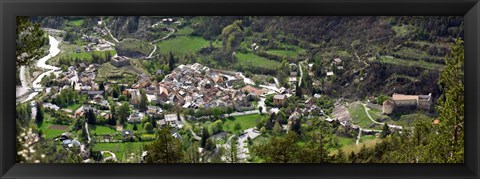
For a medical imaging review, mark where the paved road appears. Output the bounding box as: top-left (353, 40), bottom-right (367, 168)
top-left (147, 26), bottom-right (175, 59)
top-left (228, 110), bottom-right (259, 117)
top-left (356, 128), bottom-right (362, 145)
top-left (236, 128), bottom-right (260, 161)
top-left (85, 122), bottom-right (91, 144)
top-left (236, 72), bottom-right (255, 86)
top-left (258, 97), bottom-right (267, 114)
top-left (104, 22), bottom-right (120, 43)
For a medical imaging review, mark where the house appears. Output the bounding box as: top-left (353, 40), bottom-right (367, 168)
top-left (273, 95), bottom-right (286, 106)
top-left (84, 91), bottom-right (104, 99)
top-left (128, 112), bottom-right (143, 123)
top-left (110, 56), bottom-right (130, 67)
top-left (78, 63), bottom-right (86, 71)
top-left (147, 106), bottom-right (162, 116)
top-left (164, 114), bottom-right (178, 126)
top-left (333, 58), bottom-right (342, 65)
top-left (289, 77), bottom-right (297, 87)
top-left (93, 94), bottom-right (103, 103)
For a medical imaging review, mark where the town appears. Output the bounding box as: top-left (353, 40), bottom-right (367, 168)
top-left (15, 16), bottom-right (463, 163)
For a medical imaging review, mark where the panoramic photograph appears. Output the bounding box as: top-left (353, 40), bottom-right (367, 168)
top-left (15, 16), bottom-right (464, 163)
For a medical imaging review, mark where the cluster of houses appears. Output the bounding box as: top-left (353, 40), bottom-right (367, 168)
top-left (144, 63), bottom-right (255, 111)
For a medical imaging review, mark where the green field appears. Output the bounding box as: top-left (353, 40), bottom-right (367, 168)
top-left (38, 122), bottom-right (69, 139)
top-left (266, 49), bottom-right (301, 58)
top-left (378, 56), bottom-right (444, 70)
top-left (347, 103), bottom-right (382, 129)
top-left (176, 27), bottom-right (195, 35)
top-left (65, 50), bottom-right (117, 61)
top-left (67, 19), bottom-right (84, 27)
top-left (359, 135), bottom-right (377, 143)
top-left (223, 114), bottom-right (262, 132)
top-left (236, 52), bottom-right (281, 70)
top-left (95, 62), bottom-right (136, 83)
top-left (92, 142), bottom-right (152, 162)
top-left (124, 123), bottom-right (146, 132)
top-left (392, 25), bottom-right (415, 38)
top-left (117, 38), bottom-right (154, 56)
top-left (89, 124), bottom-right (118, 135)
top-left (156, 36), bottom-right (210, 55)
top-left (386, 113), bottom-right (434, 127)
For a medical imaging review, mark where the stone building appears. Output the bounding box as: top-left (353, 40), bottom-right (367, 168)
top-left (382, 99), bottom-right (395, 114)
top-left (382, 93), bottom-right (432, 114)
top-left (110, 56), bottom-right (130, 67)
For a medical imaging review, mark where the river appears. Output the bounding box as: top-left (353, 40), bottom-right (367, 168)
top-left (19, 35), bottom-right (61, 103)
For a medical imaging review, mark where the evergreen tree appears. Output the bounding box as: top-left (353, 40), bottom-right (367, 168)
top-left (380, 123), bottom-right (391, 139)
top-left (200, 127), bottom-right (210, 148)
top-left (139, 89), bottom-right (148, 112)
top-left (35, 101), bottom-right (44, 125)
top-left (168, 51), bottom-right (175, 71)
top-left (145, 128), bottom-right (184, 163)
top-left (273, 121), bottom-right (283, 135)
top-left (434, 38), bottom-right (464, 163)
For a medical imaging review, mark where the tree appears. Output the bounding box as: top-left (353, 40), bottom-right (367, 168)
top-left (35, 101), bottom-right (44, 125)
top-left (168, 51), bottom-right (175, 72)
top-left (273, 121), bottom-right (283, 135)
top-left (184, 143), bottom-right (200, 163)
top-left (86, 109), bottom-right (97, 124)
top-left (290, 118), bottom-right (302, 135)
top-left (205, 138), bottom-right (216, 151)
top-left (234, 123), bottom-right (242, 132)
top-left (254, 132), bottom-right (300, 163)
top-left (434, 38), bottom-right (464, 163)
top-left (116, 102), bottom-right (130, 125)
top-left (276, 111), bottom-right (287, 124)
top-left (145, 122), bottom-right (154, 134)
top-left (335, 149), bottom-right (347, 163)
top-left (145, 128), bottom-right (183, 163)
top-left (260, 126), bottom-right (267, 134)
top-left (212, 120), bottom-right (223, 134)
top-left (139, 89), bottom-right (148, 112)
top-left (212, 107), bottom-right (224, 119)
top-left (225, 136), bottom-right (238, 163)
top-left (200, 127), bottom-right (210, 148)
top-left (133, 121), bottom-right (138, 131)
top-left (16, 16), bottom-right (47, 66)
top-left (265, 113), bottom-right (275, 130)
top-left (380, 123), bottom-right (391, 139)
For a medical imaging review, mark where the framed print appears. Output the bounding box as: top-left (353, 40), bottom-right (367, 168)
top-left (1, 0), bottom-right (479, 178)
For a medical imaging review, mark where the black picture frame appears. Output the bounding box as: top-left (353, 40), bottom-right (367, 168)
top-left (1, 0), bottom-right (479, 178)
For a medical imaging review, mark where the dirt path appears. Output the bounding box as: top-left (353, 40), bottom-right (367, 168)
top-left (101, 151), bottom-right (117, 162)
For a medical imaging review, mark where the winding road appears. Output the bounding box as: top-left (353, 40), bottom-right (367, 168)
top-left (147, 27), bottom-right (175, 59)
top-left (362, 103), bottom-right (403, 130)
